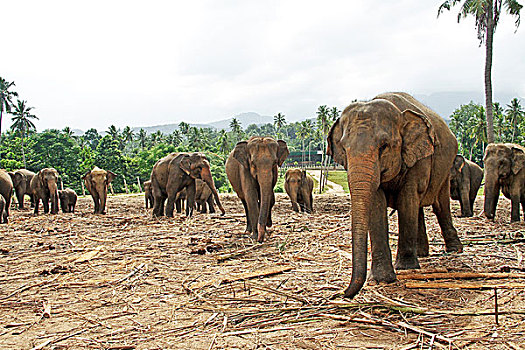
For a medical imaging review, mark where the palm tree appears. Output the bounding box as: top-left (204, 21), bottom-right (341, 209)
top-left (138, 129), bottom-right (147, 149)
top-left (316, 105), bottom-right (332, 192)
top-left (122, 126), bottom-right (134, 149)
top-left (107, 125), bottom-right (120, 140)
top-left (296, 120), bottom-right (312, 166)
top-left (62, 126), bottom-right (74, 138)
top-left (438, 0), bottom-right (523, 144)
top-left (230, 118), bottom-right (243, 144)
top-left (273, 113), bottom-right (286, 139)
top-left (10, 100), bottom-right (38, 167)
top-left (0, 77), bottom-right (18, 137)
top-left (218, 129), bottom-right (230, 154)
top-left (506, 98), bottom-right (525, 142)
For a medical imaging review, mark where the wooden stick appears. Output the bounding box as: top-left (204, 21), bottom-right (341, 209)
top-left (398, 272), bottom-right (525, 280)
top-left (405, 281), bottom-right (525, 289)
top-left (215, 244), bottom-right (266, 263)
top-left (190, 265), bottom-right (292, 290)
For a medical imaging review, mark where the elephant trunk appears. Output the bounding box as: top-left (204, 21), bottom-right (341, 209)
top-left (289, 186), bottom-right (299, 212)
top-left (483, 172), bottom-right (499, 220)
top-left (343, 153), bottom-right (380, 299)
top-left (201, 167), bottom-right (226, 215)
top-left (257, 173), bottom-right (274, 243)
top-left (47, 181), bottom-right (59, 214)
top-left (95, 183), bottom-right (108, 214)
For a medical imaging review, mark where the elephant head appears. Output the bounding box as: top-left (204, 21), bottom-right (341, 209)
top-left (179, 153), bottom-right (225, 215)
top-left (232, 137), bottom-right (289, 242)
top-left (450, 154), bottom-right (466, 190)
top-left (83, 167), bottom-right (116, 214)
top-left (38, 168), bottom-right (60, 214)
top-left (327, 99), bottom-right (436, 298)
top-left (483, 143), bottom-right (525, 219)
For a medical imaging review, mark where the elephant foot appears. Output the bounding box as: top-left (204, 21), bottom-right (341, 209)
top-left (417, 245), bottom-right (429, 257)
top-left (394, 254), bottom-right (420, 270)
top-left (511, 217), bottom-right (520, 223)
top-left (444, 239), bottom-right (463, 253)
top-left (370, 263), bottom-right (396, 284)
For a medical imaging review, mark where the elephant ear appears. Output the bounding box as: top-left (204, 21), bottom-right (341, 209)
top-left (277, 140), bottom-right (289, 167)
top-left (232, 141), bottom-right (250, 169)
top-left (454, 155), bottom-right (465, 172)
top-left (401, 110), bottom-right (437, 168)
top-left (327, 118), bottom-right (347, 170)
top-left (13, 172), bottom-right (23, 187)
top-left (38, 170), bottom-right (46, 184)
top-left (82, 170), bottom-right (93, 192)
top-left (107, 171), bottom-right (117, 184)
top-left (511, 146), bottom-right (525, 175)
top-left (179, 155), bottom-right (192, 175)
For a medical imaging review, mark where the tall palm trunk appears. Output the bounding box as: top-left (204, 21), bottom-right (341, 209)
top-left (485, 4), bottom-right (495, 144)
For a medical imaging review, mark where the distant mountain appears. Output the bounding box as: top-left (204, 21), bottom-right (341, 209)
top-left (130, 122), bottom-right (212, 135)
top-left (207, 112), bottom-right (274, 130)
top-left (415, 91), bottom-right (523, 120)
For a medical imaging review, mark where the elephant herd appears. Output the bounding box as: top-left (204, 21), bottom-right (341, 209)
top-left (0, 166), bottom-right (117, 222)
top-left (1, 92), bottom-right (524, 299)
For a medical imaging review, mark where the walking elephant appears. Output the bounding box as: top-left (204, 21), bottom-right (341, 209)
top-left (226, 136), bottom-right (289, 242)
top-left (484, 143), bottom-right (525, 222)
top-left (150, 152), bottom-right (225, 217)
top-left (83, 167), bottom-right (116, 214)
top-left (144, 180), bottom-right (153, 209)
top-left (30, 168), bottom-right (60, 215)
top-left (0, 170), bottom-right (13, 223)
top-left (8, 169), bottom-right (35, 209)
top-left (450, 155), bottom-right (483, 217)
top-left (284, 168), bottom-right (314, 213)
top-left (58, 188), bottom-right (78, 213)
top-left (327, 92), bottom-right (463, 298)
top-left (195, 179), bottom-right (215, 214)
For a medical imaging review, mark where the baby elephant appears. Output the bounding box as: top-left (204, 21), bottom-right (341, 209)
top-left (284, 168), bottom-right (314, 213)
top-left (450, 155), bottom-right (483, 217)
top-left (58, 188), bottom-right (78, 213)
top-left (144, 180), bottom-right (153, 209)
top-left (0, 196), bottom-right (7, 224)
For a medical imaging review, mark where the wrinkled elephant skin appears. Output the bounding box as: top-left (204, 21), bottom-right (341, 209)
top-left (450, 155), bottom-right (483, 217)
top-left (327, 92), bottom-right (462, 298)
top-left (83, 167), bottom-right (116, 214)
top-left (483, 143), bottom-right (525, 222)
top-left (30, 168), bottom-right (60, 215)
top-left (226, 137), bottom-right (289, 242)
top-left (284, 168), bottom-right (314, 213)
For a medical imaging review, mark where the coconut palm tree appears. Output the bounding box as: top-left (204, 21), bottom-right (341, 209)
top-left (0, 77), bottom-right (18, 137)
top-left (438, 0), bottom-right (523, 143)
top-left (10, 100), bottom-right (38, 167)
top-left (296, 120), bottom-right (312, 166)
top-left (138, 129), bottom-right (147, 149)
top-left (230, 118), bottom-right (244, 144)
top-left (107, 125), bottom-right (120, 140)
top-left (506, 98), bottom-right (525, 142)
top-left (62, 126), bottom-right (74, 138)
top-left (273, 113), bottom-right (286, 139)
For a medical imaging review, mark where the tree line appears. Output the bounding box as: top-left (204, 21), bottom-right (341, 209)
top-left (1, 76), bottom-right (342, 194)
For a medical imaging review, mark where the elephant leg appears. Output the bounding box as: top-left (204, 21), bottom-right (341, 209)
top-left (240, 199), bottom-right (252, 233)
top-left (459, 185), bottom-right (472, 217)
top-left (200, 201), bottom-right (207, 214)
top-left (510, 194), bottom-right (521, 222)
top-left (17, 192), bottom-right (24, 209)
top-left (521, 200), bottom-right (525, 222)
top-left (166, 193), bottom-right (177, 218)
top-left (34, 197), bottom-right (40, 215)
top-left (267, 192), bottom-right (275, 228)
top-left (417, 207), bottom-right (429, 257)
top-left (395, 187), bottom-right (420, 270)
top-left (432, 180), bottom-right (463, 253)
top-left (43, 197), bottom-right (50, 214)
top-left (186, 183), bottom-right (196, 217)
top-left (245, 195), bottom-right (260, 238)
top-left (369, 189), bottom-right (396, 283)
top-left (207, 196), bottom-right (215, 214)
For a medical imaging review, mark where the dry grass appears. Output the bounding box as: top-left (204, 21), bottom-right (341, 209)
top-left (1, 192), bottom-right (524, 349)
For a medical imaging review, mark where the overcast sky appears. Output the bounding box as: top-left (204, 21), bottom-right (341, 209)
top-left (2, 0), bottom-right (524, 132)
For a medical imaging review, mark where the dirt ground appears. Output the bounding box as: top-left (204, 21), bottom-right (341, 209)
top-left (1, 192), bottom-right (524, 349)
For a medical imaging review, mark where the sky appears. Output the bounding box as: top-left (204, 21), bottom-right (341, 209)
top-left (2, 0), bottom-right (524, 132)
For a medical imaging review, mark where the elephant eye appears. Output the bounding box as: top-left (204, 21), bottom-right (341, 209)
top-left (379, 143), bottom-right (388, 157)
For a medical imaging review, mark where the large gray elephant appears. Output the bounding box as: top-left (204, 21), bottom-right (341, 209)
top-left (8, 169), bottom-right (35, 209)
top-left (150, 152), bottom-right (225, 217)
top-left (0, 170), bottom-right (13, 223)
top-left (30, 168), bottom-right (59, 215)
top-left (450, 155), bottom-right (483, 217)
top-left (327, 92), bottom-right (463, 298)
top-left (284, 168), bottom-right (314, 213)
top-left (484, 143), bottom-right (525, 222)
top-left (83, 167), bottom-right (116, 214)
top-left (226, 137), bottom-right (289, 242)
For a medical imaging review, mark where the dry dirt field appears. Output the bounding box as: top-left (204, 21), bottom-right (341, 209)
top-left (1, 192), bottom-right (525, 349)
